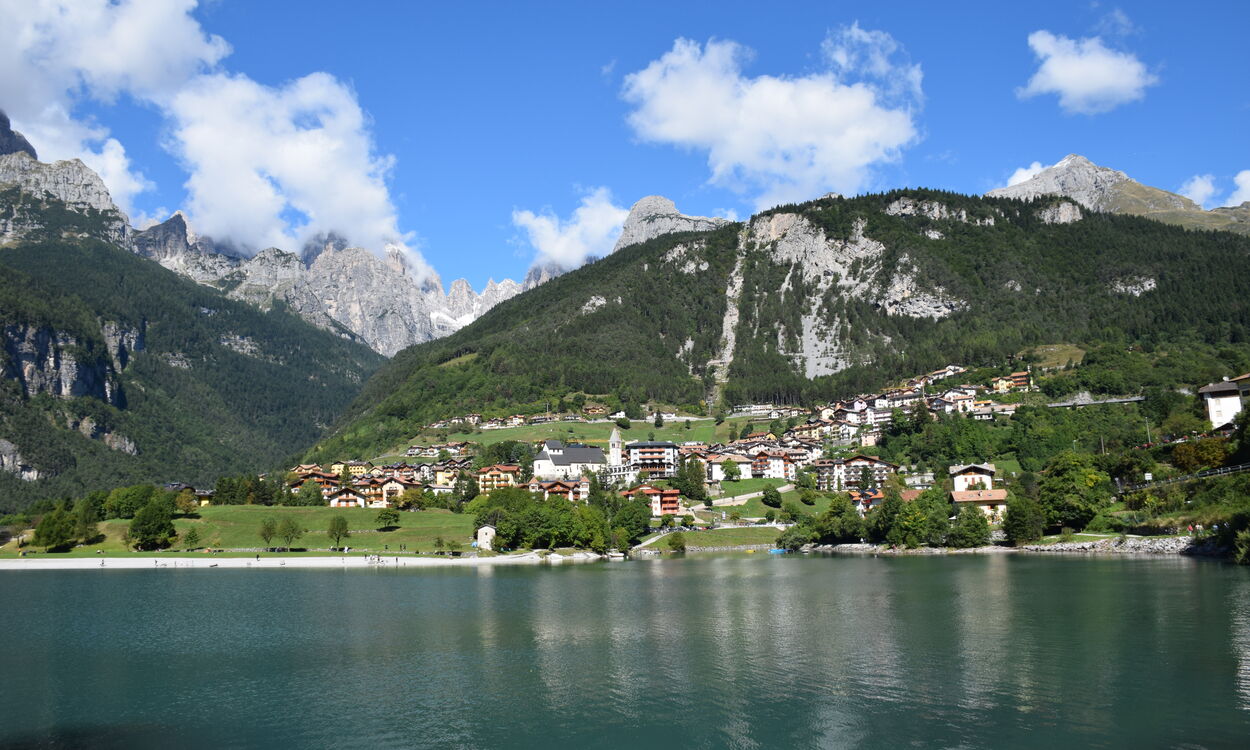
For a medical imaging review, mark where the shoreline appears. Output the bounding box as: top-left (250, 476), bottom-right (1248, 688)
top-left (0, 536), bottom-right (1232, 570)
top-left (0, 550), bottom-right (607, 571)
top-left (817, 536), bottom-right (1230, 558)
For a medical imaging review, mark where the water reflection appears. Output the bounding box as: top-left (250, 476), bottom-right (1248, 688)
top-left (2, 558), bottom-right (1250, 747)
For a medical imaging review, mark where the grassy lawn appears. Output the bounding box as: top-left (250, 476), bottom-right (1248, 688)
top-left (680, 527), bottom-right (781, 548)
top-left (1, 505), bottom-right (476, 557)
top-left (1023, 343), bottom-right (1086, 369)
top-left (717, 477), bottom-right (787, 498)
top-left (1033, 532), bottom-right (1119, 546)
top-left (723, 488), bottom-right (815, 519)
top-left (402, 417), bottom-right (774, 453)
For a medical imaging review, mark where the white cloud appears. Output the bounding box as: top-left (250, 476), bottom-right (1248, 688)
top-left (1096, 8), bottom-right (1139, 38)
top-left (512, 188), bottom-right (629, 270)
top-left (622, 28), bottom-right (921, 209)
top-left (1226, 170), bottom-right (1250, 207)
top-left (822, 22), bottom-right (923, 104)
top-left (0, 0), bottom-right (428, 275)
top-left (1019, 30), bottom-right (1157, 114)
top-left (1007, 161), bottom-right (1047, 187)
top-left (1179, 174), bottom-right (1217, 209)
top-left (0, 0), bottom-right (229, 215)
top-left (166, 72), bottom-right (428, 276)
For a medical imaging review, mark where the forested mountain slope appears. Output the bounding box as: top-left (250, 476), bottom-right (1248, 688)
top-left (0, 193), bottom-right (383, 511)
top-left (311, 188), bottom-right (1250, 463)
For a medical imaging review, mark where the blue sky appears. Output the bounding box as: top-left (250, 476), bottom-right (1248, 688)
top-left (3, 1), bottom-right (1248, 288)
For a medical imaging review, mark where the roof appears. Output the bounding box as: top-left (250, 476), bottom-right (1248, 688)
top-left (1199, 380), bottom-right (1241, 395)
top-left (478, 464), bottom-right (520, 473)
top-left (628, 441), bottom-right (679, 449)
top-left (951, 489), bottom-right (1009, 503)
top-left (535, 443), bottom-right (606, 466)
top-left (949, 463), bottom-right (996, 475)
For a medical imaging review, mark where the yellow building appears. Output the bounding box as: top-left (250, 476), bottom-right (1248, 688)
top-left (477, 464), bottom-right (521, 491)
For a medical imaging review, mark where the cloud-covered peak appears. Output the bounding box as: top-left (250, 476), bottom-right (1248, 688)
top-left (512, 187), bottom-right (629, 272)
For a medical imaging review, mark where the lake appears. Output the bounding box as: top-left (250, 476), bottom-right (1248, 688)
top-left (2, 554), bottom-right (1249, 748)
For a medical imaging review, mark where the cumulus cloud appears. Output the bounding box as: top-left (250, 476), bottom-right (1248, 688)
top-left (166, 72), bottom-right (425, 274)
top-left (0, 0), bottom-right (229, 215)
top-left (1179, 174), bottom-right (1217, 209)
top-left (1226, 171), bottom-right (1250, 208)
top-left (1018, 30), bottom-right (1158, 114)
top-left (1007, 161), bottom-right (1047, 187)
top-left (0, 0), bottom-right (427, 276)
top-left (512, 188), bottom-right (629, 270)
top-left (622, 27), bottom-right (921, 209)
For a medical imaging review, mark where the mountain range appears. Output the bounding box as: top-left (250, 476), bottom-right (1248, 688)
top-left (5, 104), bottom-right (1250, 504)
top-left (309, 184), bottom-right (1250, 463)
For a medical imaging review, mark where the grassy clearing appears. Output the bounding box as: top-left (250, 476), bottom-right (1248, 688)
top-left (1, 505), bottom-right (476, 557)
top-left (1025, 343), bottom-right (1086, 370)
top-left (681, 527), bottom-right (781, 548)
top-left (403, 417), bottom-right (773, 453)
top-left (717, 477), bottom-right (787, 498)
top-left (438, 352), bottom-right (479, 368)
top-left (721, 488), bottom-right (814, 519)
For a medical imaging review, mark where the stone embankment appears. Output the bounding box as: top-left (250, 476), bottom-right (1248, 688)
top-left (809, 536), bottom-right (1229, 558)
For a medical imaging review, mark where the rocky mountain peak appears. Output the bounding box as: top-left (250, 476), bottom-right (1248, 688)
top-left (613, 195), bottom-right (732, 253)
top-left (523, 261), bottom-right (568, 289)
top-left (0, 111), bottom-right (37, 160)
top-left (986, 154), bottom-right (1133, 211)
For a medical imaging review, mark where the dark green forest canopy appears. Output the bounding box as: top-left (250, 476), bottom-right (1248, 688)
top-left (312, 188), bottom-right (1250, 463)
top-left (0, 236), bottom-right (382, 511)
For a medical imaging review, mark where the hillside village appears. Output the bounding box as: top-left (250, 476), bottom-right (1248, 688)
top-left (272, 364), bottom-right (1055, 524)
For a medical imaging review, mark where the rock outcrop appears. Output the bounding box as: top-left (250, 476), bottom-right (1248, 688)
top-left (0, 151), bottom-right (131, 246)
top-left (0, 438), bottom-right (40, 481)
top-left (0, 323), bottom-right (124, 406)
top-left (743, 212), bottom-right (965, 379)
top-left (0, 111), bottom-right (37, 160)
top-left (613, 195), bottom-right (731, 252)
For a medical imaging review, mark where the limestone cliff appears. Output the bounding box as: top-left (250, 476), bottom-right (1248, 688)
top-left (0, 323), bottom-right (126, 406)
top-left (0, 152), bottom-right (131, 247)
top-left (614, 195), bottom-right (731, 252)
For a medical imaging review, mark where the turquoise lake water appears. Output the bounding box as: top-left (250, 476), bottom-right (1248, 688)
top-left (2, 554), bottom-right (1249, 748)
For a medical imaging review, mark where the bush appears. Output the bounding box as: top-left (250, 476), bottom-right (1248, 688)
top-left (776, 525), bottom-right (815, 551)
top-left (1234, 529), bottom-right (1250, 565)
top-left (666, 531), bottom-right (686, 552)
top-left (947, 505), bottom-right (991, 548)
top-left (1003, 494), bottom-right (1045, 546)
top-left (761, 487), bottom-right (782, 508)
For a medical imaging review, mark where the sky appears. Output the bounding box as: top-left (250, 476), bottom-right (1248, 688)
top-left (2, 0), bottom-right (1248, 290)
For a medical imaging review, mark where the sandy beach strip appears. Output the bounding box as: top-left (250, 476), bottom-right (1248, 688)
top-left (0, 551), bottom-right (608, 571)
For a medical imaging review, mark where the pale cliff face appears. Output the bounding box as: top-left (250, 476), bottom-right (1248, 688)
top-left (132, 213), bottom-right (529, 356)
top-left (613, 195), bottom-right (732, 253)
top-left (0, 152), bottom-right (132, 247)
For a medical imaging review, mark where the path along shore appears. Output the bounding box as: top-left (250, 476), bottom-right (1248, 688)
top-left (0, 536), bottom-right (1231, 570)
top-left (0, 550), bottom-right (607, 571)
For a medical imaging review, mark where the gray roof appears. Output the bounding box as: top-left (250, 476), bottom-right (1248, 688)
top-left (537, 443), bottom-right (606, 467)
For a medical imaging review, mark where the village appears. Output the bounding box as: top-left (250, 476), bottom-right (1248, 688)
top-left (269, 364), bottom-right (1047, 542)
